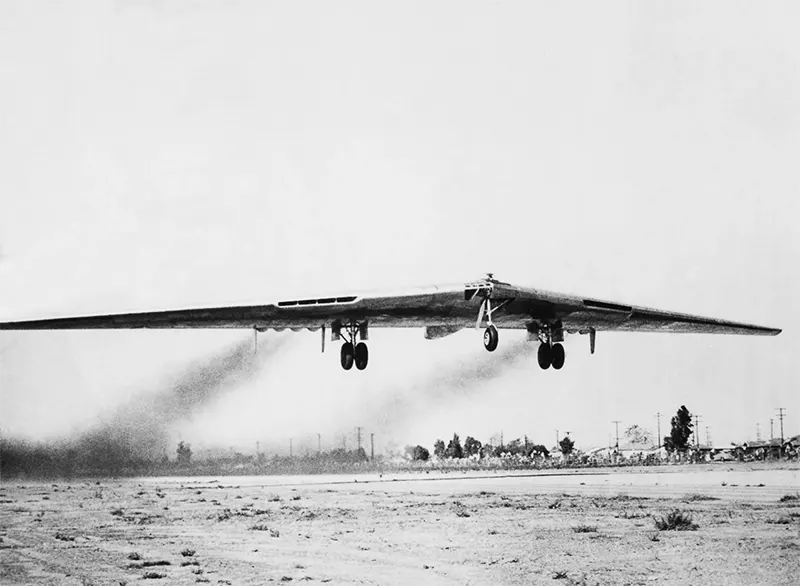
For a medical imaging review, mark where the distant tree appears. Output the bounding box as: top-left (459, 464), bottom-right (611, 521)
top-left (445, 433), bottom-right (464, 459)
top-left (433, 439), bottom-right (446, 459)
top-left (463, 436), bottom-right (482, 458)
top-left (355, 447), bottom-right (369, 462)
top-left (559, 436), bottom-right (575, 457)
top-left (176, 441), bottom-right (192, 466)
top-left (664, 405), bottom-right (693, 453)
top-left (404, 445), bottom-right (430, 461)
top-left (528, 444), bottom-right (550, 459)
top-left (625, 425), bottom-right (653, 446)
top-left (505, 439), bottom-right (524, 456)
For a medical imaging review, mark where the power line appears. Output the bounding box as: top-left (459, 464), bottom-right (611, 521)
top-left (656, 412), bottom-right (661, 449)
top-left (612, 421), bottom-right (621, 449)
top-left (776, 408), bottom-right (786, 458)
top-left (694, 414), bottom-right (702, 447)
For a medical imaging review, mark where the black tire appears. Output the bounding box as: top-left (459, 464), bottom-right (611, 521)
top-left (483, 325), bottom-right (499, 352)
top-left (537, 343), bottom-right (552, 370)
top-left (340, 342), bottom-right (354, 370)
top-left (551, 343), bottom-right (565, 370)
top-left (355, 342), bottom-right (369, 370)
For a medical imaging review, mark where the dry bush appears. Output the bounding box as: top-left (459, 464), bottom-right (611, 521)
top-left (780, 493), bottom-right (799, 503)
top-left (452, 502), bottom-right (471, 517)
top-left (181, 548), bottom-right (196, 557)
top-left (572, 524), bottom-right (598, 533)
top-left (684, 494), bottom-right (720, 502)
top-left (654, 510), bottom-right (698, 531)
top-left (181, 560), bottom-right (200, 567)
top-left (142, 571), bottom-right (166, 580)
top-left (249, 524), bottom-right (280, 537)
top-left (127, 552), bottom-right (142, 561)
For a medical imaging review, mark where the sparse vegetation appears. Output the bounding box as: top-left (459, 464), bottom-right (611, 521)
top-left (181, 560), bottom-right (200, 567)
top-left (684, 493), bottom-right (720, 501)
top-left (452, 502), bottom-right (470, 517)
top-left (654, 509), bottom-right (698, 531)
top-left (779, 493), bottom-right (799, 502)
top-left (553, 570), bottom-right (568, 579)
top-left (127, 552), bottom-right (142, 560)
top-left (572, 524), bottom-right (598, 533)
top-left (54, 532), bottom-right (75, 541)
top-left (249, 524), bottom-right (280, 537)
top-left (142, 571), bottom-right (166, 580)
top-left (181, 548), bottom-right (196, 557)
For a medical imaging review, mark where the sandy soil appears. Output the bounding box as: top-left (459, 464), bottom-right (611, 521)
top-left (1, 465), bottom-right (798, 585)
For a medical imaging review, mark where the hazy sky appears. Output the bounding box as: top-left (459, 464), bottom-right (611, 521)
top-left (1, 1), bottom-right (798, 455)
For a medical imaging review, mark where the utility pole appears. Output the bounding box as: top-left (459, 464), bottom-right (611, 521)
top-left (756, 422), bottom-right (761, 442)
top-left (770, 419), bottom-right (774, 441)
top-left (555, 429), bottom-right (559, 447)
top-left (370, 433), bottom-right (375, 461)
top-left (612, 420), bottom-right (621, 449)
top-left (500, 431), bottom-right (504, 448)
top-left (705, 427), bottom-right (711, 447)
top-left (356, 427), bottom-right (363, 451)
top-left (656, 413), bottom-right (661, 449)
top-left (694, 415), bottom-right (702, 447)
top-left (317, 433), bottom-right (321, 455)
top-left (289, 437), bottom-right (293, 458)
top-left (342, 433), bottom-right (347, 450)
top-left (776, 408), bottom-right (786, 458)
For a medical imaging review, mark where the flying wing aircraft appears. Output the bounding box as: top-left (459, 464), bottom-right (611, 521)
top-left (0, 274), bottom-right (780, 371)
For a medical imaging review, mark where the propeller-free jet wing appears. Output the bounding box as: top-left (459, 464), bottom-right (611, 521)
top-left (0, 274), bottom-right (781, 371)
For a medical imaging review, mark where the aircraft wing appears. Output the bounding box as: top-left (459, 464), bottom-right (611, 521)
top-left (0, 275), bottom-right (779, 371)
top-left (0, 278), bottom-right (780, 336)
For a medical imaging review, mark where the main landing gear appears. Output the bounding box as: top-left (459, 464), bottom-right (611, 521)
top-left (336, 321), bottom-right (369, 371)
top-left (537, 341), bottom-right (565, 370)
top-left (532, 322), bottom-right (566, 370)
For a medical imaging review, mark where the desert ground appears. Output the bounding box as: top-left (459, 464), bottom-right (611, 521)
top-left (1, 465), bottom-right (798, 585)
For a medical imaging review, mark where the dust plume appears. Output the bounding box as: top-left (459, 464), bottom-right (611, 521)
top-left (351, 337), bottom-right (535, 437)
top-left (0, 334), bottom-right (285, 478)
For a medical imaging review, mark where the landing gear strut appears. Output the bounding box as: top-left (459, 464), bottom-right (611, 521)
top-left (336, 321), bottom-right (369, 371)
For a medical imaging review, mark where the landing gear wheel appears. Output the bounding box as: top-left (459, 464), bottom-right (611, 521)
top-left (483, 325), bottom-right (499, 352)
top-left (551, 343), bottom-right (565, 370)
top-left (354, 342), bottom-right (369, 370)
top-left (537, 343), bottom-right (552, 370)
top-left (340, 342), bottom-right (354, 370)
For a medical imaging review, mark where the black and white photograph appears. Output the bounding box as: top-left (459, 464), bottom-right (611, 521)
top-left (1, 1), bottom-right (798, 584)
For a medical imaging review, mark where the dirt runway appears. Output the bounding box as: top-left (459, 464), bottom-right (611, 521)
top-left (1, 465), bottom-right (798, 585)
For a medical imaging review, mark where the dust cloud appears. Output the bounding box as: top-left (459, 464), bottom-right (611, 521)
top-left (0, 335), bottom-right (285, 478)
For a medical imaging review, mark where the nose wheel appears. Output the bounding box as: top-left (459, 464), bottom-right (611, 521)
top-left (483, 325), bottom-right (499, 352)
